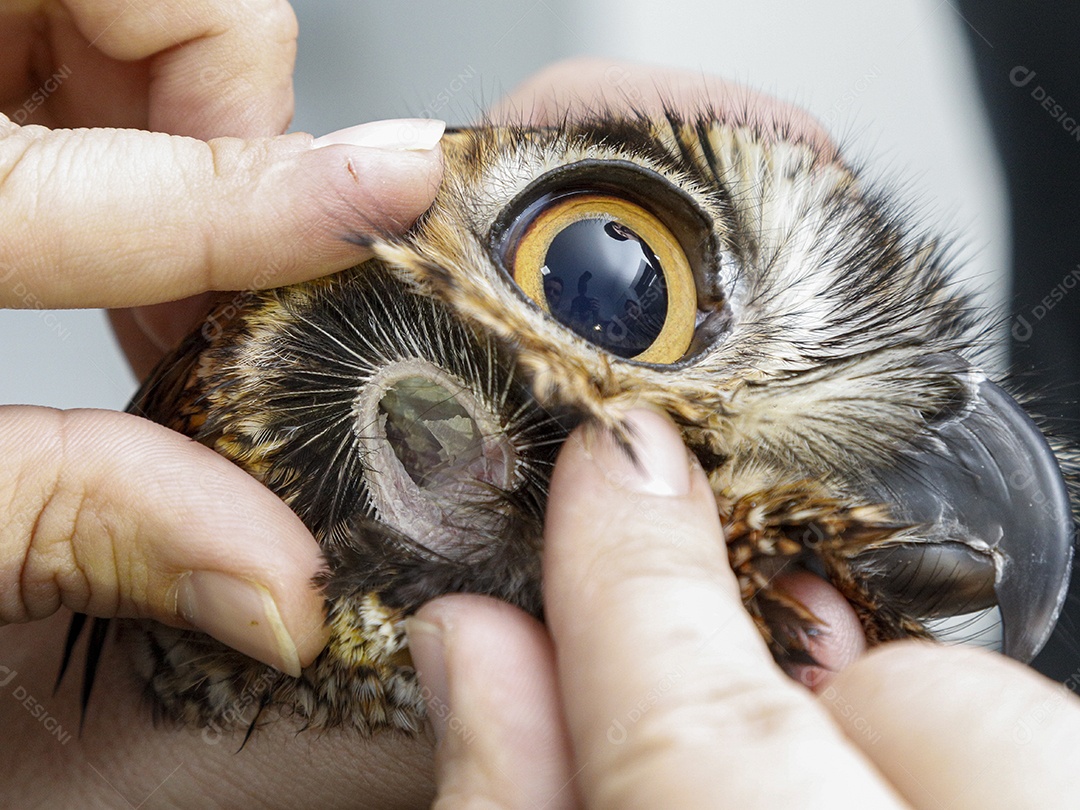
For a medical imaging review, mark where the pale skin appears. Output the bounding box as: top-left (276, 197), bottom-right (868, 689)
top-left (0, 2), bottom-right (1077, 805)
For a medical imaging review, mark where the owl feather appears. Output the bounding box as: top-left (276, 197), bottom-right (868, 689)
top-left (61, 109), bottom-right (1074, 735)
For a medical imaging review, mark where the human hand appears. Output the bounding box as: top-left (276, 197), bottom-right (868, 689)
top-left (409, 408), bottom-right (1080, 808)
top-left (1, 0), bottom-right (444, 377)
top-left (0, 0), bottom-right (443, 664)
top-left (0, 3), bottom-right (445, 805)
top-left (487, 56), bottom-right (836, 157)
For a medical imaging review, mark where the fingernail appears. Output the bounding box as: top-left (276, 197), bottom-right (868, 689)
top-left (313, 118), bottom-right (445, 150)
top-left (405, 617), bottom-right (450, 742)
top-left (592, 408), bottom-right (692, 497)
top-left (177, 572), bottom-right (302, 677)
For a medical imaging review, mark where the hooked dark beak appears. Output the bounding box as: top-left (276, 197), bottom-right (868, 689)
top-left (854, 355), bottom-right (1074, 662)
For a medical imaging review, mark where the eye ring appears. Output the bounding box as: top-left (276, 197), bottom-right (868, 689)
top-left (510, 193), bottom-right (697, 364)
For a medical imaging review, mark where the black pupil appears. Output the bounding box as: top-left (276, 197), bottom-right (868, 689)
top-left (540, 219), bottom-right (668, 358)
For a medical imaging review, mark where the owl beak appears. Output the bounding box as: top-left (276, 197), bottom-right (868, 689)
top-left (858, 359), bottom-right (1074, 662)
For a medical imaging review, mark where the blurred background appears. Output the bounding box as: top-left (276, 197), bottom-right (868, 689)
top-left (1, 0), bottom-right (1008, 409)
top-left (7, 0), bottom-right (1080, 677)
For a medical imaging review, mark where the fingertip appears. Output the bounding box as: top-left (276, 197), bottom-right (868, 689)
top-left (297, 135), bottom-right (444, 247)
top-left (166, 463), bottom-right (333, 673)
top-left (128, 425), bottom-right (334, 674)
top-left (173, 572), bottom-right (300, 677)
top-left (142, 454), bottom-right (332, 674)
top-left (560, 408), bottom-right (694, 498)
top-left (772, 571), bottom-right (867, 692)
top-left (122, 408), bottom-right (335, 670)
top-left (544, 408), bottom-right (733, 613)
top-left (407, 595), bottom-right (574, 808)
top-left (492, 58), bottom-right (836, 156)
top-left (829, 638), bottom-right (1032, 701)
top-left (408, 595), bottom-right (552, 729)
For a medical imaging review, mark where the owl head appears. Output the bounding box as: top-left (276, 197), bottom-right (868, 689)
top-left (71, 109), bottom-right (1074, 734)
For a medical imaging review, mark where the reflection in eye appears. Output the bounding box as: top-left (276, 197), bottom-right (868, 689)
top-left (544, 219), bottom-right (668, 357)
top-left (510, 194), bottom-right (696, 364)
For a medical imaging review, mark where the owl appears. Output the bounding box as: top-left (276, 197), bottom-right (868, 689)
top-left (62, 108), bottom-right (1075, 736)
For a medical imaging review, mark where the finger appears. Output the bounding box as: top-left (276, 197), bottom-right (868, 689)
top-left (107, 306), bottom-right (166, 381)
top-left (0, 117), bottom-right (444, 309)
top-left (60, 0), bottom-right (298, 138)
top-left (0, 406), bottom-right (331, 676)
top-left (406, 595), bottom-right (577, 809)
top-left (544, 408), bottom-right (909, 809)
top-left (823, 642), bottom-right (1080, 810)
top-left (772, 571), bottom-right (867, 691)
top-left (131, 292), bottom-right (218, 353)
top-left (490, 57), bottom-right (836, 157)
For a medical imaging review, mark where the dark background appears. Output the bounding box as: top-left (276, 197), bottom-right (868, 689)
top-left (958, 2), bottom-right (1080, 680)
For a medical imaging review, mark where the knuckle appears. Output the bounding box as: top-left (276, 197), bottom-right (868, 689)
top-left (0, 410), bottom-right (122, 623)
top-left (198, 136), bottom-right (278, 290)
top-left (692, 677), bottom-right (827, 740)
top-left (213, 0), bottom-right (298, 38)
top-left (71, 0), bottom-right (295, 61)
top-left (0, 126), bottom-right (42, 203)
top-left (0, 409), bottom-right (74, 622)
top-left (26, 413), bottom-right (99, 615)
top-left (215, 0), bottom-right (299, 71)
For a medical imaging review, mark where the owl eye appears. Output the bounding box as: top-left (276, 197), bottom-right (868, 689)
top-left (507, 194), bottom-right (697, 364)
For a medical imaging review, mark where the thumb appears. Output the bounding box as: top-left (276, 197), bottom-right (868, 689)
top-left (542, 409), bottom-right (907, 808)
top-left (0, 116), bottom-right (443, 309)
top-left (406, 595), bottom-right (577, 809)
top-left (0, 406), bottom-right (332, 675)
